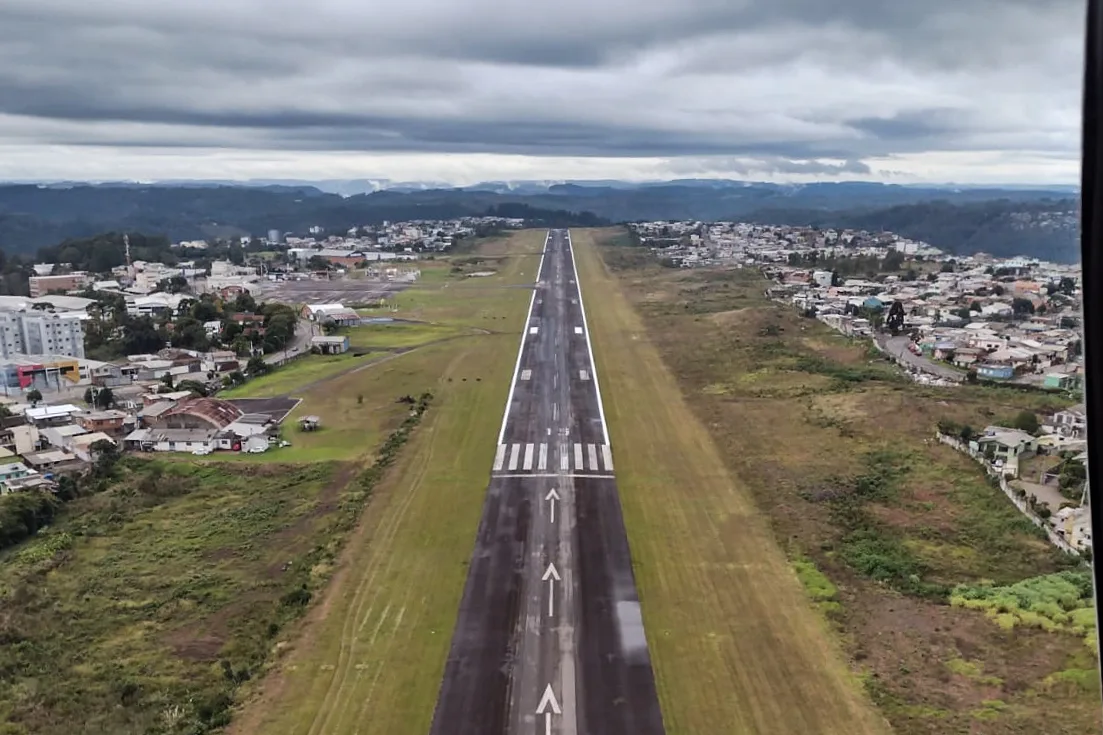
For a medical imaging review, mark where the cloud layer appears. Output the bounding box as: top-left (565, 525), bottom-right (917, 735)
top-left (0, 0), bottom-right (1086, 183)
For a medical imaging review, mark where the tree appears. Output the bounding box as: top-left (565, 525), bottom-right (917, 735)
top-left (176, 379), bottom-right (209, 397)
top-left (1058, 276), bottom-right (1076, 295)
top-left (992, 284), bottom-right (1006, 296)
top-left (882, 250), bottom-right (905, 271)
top-left (1011, 297), bottom-right (1035, 316)
top-left (26, 389), bottom-right (41, 405)
top-left (940, 261), bottom-right (955, 273)
top-left (902, 268), bottom-right (918, 282)
top-left (1012, 410), bottom-right (1040, 434)
top-left (246, 356), bottom-right (271, 376)
top-left (160, 373), bottom-right (175, 390)
top-left (83, 387), bottom-right (113, 409)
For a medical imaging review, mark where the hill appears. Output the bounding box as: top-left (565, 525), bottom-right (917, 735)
top-left (0, 181), bottom-right (1080, 262)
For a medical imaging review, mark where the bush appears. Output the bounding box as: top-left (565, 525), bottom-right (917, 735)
top-left (1012, 410), bottom-right (1040, 434)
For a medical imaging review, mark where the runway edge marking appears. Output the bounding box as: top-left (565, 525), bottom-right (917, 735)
top-left (496, 231), bottom-right (549, 445)
top-left (565, 229), bottom-right (610, 446)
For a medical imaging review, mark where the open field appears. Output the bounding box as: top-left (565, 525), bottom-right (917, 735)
top-left (579, 228), bottom-right (1100, 734)
top-left (0, 459), bottom-right (353, 735)
top-left (345, 321), bottom-right (469, 350)
top-left (230, 229), bottom-right (542, 734)
top-left (571, 229), bottom-right (890, 735)
top-left (219, 351), bottom-right (385, 399)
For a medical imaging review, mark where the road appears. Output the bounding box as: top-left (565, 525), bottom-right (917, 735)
top-left (878, 335), bottom-right (964, 381)
top-left (428, 230), bottom-right (665, 735)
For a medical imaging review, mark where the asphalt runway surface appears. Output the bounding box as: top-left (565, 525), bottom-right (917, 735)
top-left (428, 230), bottom-right (665, 735)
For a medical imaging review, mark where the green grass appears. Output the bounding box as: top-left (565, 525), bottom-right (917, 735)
top-left (218, 351), bottom-right (385, 399)
top-left (792, 555), bottom-right (843, 617)
top-left (344, 322), bottom-right (466, 349)
top-left (0, 460), bottom-right (344, 734)
top-left (945, 657), bottom-right (1003, 686)
top-left (232, 229), bottom-right (544, 735)
top-left (951, 571), bottom-right (1096, 642)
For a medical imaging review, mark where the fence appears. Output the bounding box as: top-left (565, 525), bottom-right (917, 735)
top-left (936, 433), bottom-right (1080, 555)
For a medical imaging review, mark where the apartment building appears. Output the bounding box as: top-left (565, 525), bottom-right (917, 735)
top-left (29, 272), bottom-right (90, 297)
top-left (0, 311), bottom-right (85, 358)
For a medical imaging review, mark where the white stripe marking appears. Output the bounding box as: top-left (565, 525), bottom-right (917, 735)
top-left (574, 443), bottom-right (584, 471)
top-left (566, 230), bottom-right (610, 446)
top-left (560, 445), bottom-right (569, 471)
top-left (523, 443), bottom-right (535, 471)
top-left (602, 444), bottom-right (614, 472)
top-left (574, 326), bottom-right (583, 335)
top-left (538, 443), bottom-right (548, 471)
top-left (521, 369), bottom-right (532, 381)
top-left (587, 443), bottom-right (599, 471)
top-left (496, 232), bottom-right (548, 444)
top-left (508, 443), bottom-right (521, 471)
top-left (529, 326), bottom-right (538, 335)
top-left (493, 444), bottom-right (506, 471)
top-left (580, 370), bottom-right (589, 381)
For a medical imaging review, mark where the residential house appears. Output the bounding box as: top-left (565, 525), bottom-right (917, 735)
top-left (0, 462), bottom-right (35, 492)
top-left (75, 409), bottom-right (130, 437)
top-left (230, 313), bottom-right (266, 338)
top-left (21, 448), bottom-right (85, 475)
top-left (24, 404), bottom-right (83, 427)
top-left (977, 363), bottom-right (1015, 380)
top-left (1048, 404), bottom-right (1087, 438)
top-left (975, 427), bottom-right (1038, 472)
top-left (70, 432), bottom-right (115, 462)
top-left (41, 423), bottom-right (88, 450)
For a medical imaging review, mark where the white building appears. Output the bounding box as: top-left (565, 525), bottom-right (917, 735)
top-left (0, 311), bottom-right (85, 358)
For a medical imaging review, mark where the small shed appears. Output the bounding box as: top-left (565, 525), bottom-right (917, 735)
top-left (311, 335), bottom-right (351, 355)
top-left (299, 415), bottom-right (321, 431)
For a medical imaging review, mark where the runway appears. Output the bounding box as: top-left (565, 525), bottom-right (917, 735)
top-left (428, 230), bottom-right (665, 735)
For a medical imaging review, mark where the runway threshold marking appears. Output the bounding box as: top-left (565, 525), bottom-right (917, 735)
top-left (602, 444), bottom-right (614, 471)
top-left (573, 443), bottom-right (584, 470)
top-left (508, 443), bottom-right (521, 471)
top-left (493, 444), bottom-right (506, 471)
top-left (523, 443), bottom-right (535, 471)
top-left (587, 443), bottom-right (599, 471)
top-left (492, 473), bottom-right (615, 479)
top-left (538, 443), bottom-right (548, 471)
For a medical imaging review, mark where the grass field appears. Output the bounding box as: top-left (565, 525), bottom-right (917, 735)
top-left (0, 459), bottom-right (350, 735)
top-left (580, 228), bottom-right (1101, 734)
top-left (571, 229), bottom-right (891, 735)
top-left (344, 321), bottom-right (468, 350)
top-left (219, 351), bottom-right (385, 399)
top-left (229, 229), bottom-right (543, 734)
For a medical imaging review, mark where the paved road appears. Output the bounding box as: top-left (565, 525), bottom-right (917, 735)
top-left (878, 335), bottom-right (964, 381)
top-left (428, 230), bottom-right (665, 735)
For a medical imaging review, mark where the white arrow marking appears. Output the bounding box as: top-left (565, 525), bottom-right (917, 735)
top-left (536, 683), bottom-right (562, 715)
top-left (545, 488), bottom-right (560, 524)
top-left (542, 562), bottom-right (560, 617)
top-left (545, 713), bottom-right (552, 735)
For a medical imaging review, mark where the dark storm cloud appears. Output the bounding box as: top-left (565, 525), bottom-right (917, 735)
top-left (0, 0), bottom-right (1085, 175)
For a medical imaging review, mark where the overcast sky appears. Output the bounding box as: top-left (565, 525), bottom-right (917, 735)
top-left (0, 0), bottom-right (1085, 185)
